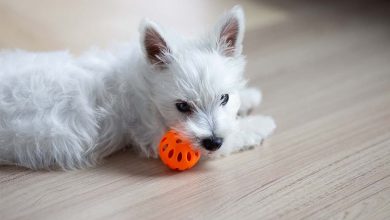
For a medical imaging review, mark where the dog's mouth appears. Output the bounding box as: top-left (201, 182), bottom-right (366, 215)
top-left (187, 137), bottom-right (214, 155)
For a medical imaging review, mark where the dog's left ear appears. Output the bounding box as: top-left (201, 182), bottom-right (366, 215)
top-left (213, 5), bottom-right (245, 57)
top-left (139, 19), bottom-right (171, 67)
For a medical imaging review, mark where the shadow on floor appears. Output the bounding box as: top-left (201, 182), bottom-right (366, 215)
top-left (102, 150), bottom-right (212, 177)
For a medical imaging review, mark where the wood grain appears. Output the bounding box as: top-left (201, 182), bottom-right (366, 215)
top-left (1, 0), bottom-right (390, 219)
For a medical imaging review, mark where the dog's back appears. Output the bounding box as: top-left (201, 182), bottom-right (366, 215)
top-left (0, 50), bottom-right (101, 169)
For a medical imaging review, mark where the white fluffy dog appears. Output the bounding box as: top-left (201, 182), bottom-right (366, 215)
top-left (0, 6), bottom-right (275, 170)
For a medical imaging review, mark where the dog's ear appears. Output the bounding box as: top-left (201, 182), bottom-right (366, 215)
top-left (139, 19), bottom-right (171, 67)
top-left (213, 5), bottom-right (245, 57)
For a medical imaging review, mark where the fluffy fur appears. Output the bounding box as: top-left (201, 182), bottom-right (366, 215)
top-left (0, 6), bottom-right (276, 170)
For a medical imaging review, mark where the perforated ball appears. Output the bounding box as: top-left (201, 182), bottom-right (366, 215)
top-left (159, 130), bottom-right (201, 171)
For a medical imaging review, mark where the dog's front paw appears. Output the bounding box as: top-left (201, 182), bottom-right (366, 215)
top-left (222, 115), bottom-right (276, 154)
top-left (218, 130), bottom-right (263, 156)
top-left (241, 115), bottom-right (276, 138)
top-left (254, 115), bottom-right (276, 138)
top-left (239, 131), bottom-right (264, 151)
top-left (238, 88), bottom-right (262, 116)
top-left (135, 141), bottom-right (160, 159)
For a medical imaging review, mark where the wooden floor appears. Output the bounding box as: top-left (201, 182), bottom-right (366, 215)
top-left (1, 0), bottom-right (390, 219)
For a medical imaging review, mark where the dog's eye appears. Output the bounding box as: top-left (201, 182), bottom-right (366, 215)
top-left (221, 94), bottom-right (229, 106)
top-left (176, 101), bottom-right (192, 113)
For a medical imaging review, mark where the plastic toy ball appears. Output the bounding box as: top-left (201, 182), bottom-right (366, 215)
top-left (159, 130), bottom-right (201, 171)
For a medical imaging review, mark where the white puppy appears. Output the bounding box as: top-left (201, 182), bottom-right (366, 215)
top-left (0, 6), bottom-right (275, 170)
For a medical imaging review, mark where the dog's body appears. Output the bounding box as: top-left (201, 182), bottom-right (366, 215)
top-left (0, 6), bottom-right (275, 170)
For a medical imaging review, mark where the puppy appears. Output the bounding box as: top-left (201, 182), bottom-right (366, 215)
top-left (0, 6), bottom-right (275, 170)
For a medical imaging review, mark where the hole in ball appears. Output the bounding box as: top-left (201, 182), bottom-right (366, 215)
top-left (162, 144), bottom-right (168, 151)
top-left (177, 152), bottom-right (182, 162)
top-left (176, 139), bottom-right (182, 144)
top-left (187, 152), bottom-right (192, 161)
top-left (168, 149), bottom-right (174, 158)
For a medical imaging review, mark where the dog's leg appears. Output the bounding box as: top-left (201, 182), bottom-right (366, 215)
top-left (146, 134), bottom-right (164, 158)
top-left (238, 87), bottom-right (262, 116)
top-left (131, 124), bottom-right (166, 159)
top-left (214, 115), bottom-right (276, 157)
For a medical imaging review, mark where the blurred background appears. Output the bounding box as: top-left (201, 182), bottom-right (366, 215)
top-left (0, 0), bottom-right (288, 52)
top-left (1, 0), bottom-right (388, 52)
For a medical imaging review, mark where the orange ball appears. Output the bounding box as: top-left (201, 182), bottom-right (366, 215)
top-left (159, 130), bottom-right (201, 171)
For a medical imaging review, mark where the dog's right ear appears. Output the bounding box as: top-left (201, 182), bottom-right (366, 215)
top-left (139, 19), bottom-right (171, 67)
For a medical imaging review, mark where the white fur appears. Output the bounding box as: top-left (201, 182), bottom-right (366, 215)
top-left (0, 6), bottom-right (275, 170)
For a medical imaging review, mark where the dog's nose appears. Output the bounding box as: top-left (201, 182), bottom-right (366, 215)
top-left (201, 137), bottom-right (223, 151)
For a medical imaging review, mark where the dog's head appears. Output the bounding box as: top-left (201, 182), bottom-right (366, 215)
top-left (140, 6), bottom-right (246, 154)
